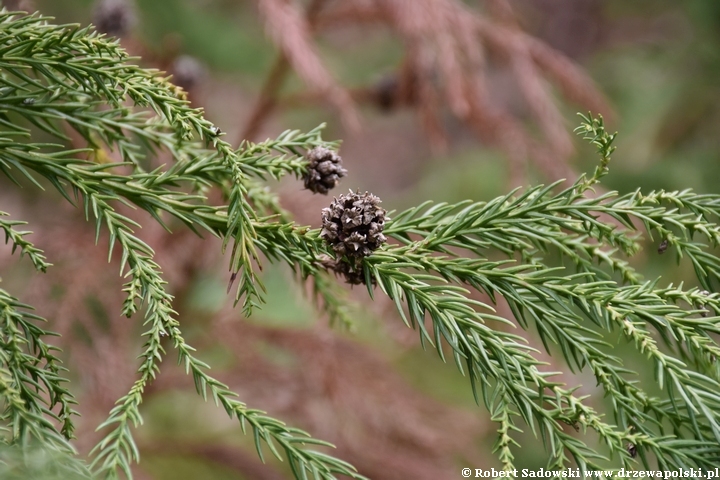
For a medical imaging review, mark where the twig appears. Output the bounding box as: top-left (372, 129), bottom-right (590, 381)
top-left (241, 0), bottom-right (331, 142)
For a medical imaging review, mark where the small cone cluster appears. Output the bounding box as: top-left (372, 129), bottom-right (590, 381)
top-left (321, 191), bottom-right (387, 258)
top-left (303, 146), bottom-right (347, 195)
top-left (93, 0), bottom-right (135, 37)
top-left (320, 191), bottom-right (388, 285)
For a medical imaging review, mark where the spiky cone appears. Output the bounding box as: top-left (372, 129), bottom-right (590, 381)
top-left (93, 0), bottom-right (135, 37)
top-left (303, 146), bottom-right (347, 194)
top-left (320, 191), bottom-right (387, 284)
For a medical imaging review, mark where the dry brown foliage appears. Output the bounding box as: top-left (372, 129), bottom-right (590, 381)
top-left (252, 0), bottom-right (613, 186)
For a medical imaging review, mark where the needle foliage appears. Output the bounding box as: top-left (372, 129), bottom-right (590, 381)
top-left (1, 10), bottom-right (720, 479)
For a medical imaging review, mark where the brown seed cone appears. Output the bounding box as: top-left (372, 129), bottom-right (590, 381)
top-left (303, 146), bottom-right (347, 194)
top-left (93, 0), bottom-right (135, 37)
top-left (320, 190), bottom-right (387, 259)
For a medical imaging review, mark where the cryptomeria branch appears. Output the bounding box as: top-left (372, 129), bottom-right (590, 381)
top-left (0, 11), bottom-right (364, 480)
top-left (0, 212), bottom-right (50, 272)
top-left (4, 9), bottom-right (720, 477)
top-left (0, 289), bottom-right (81, 455)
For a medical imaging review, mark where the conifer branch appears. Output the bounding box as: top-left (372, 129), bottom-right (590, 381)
top-left (0, 11), bottom-right (362, 479)
top-left (0, 289), bottom-right (80, 453)
top-left (3, 9), bottom-right (720, 477)
top-left (0, 212), bottom-right (50, 272)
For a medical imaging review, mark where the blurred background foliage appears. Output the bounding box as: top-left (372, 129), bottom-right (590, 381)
top-left (2, 0), bottom-right (720, 478)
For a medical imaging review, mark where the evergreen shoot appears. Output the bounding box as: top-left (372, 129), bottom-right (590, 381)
top-left (1, 10), bottom-right (719, 479)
